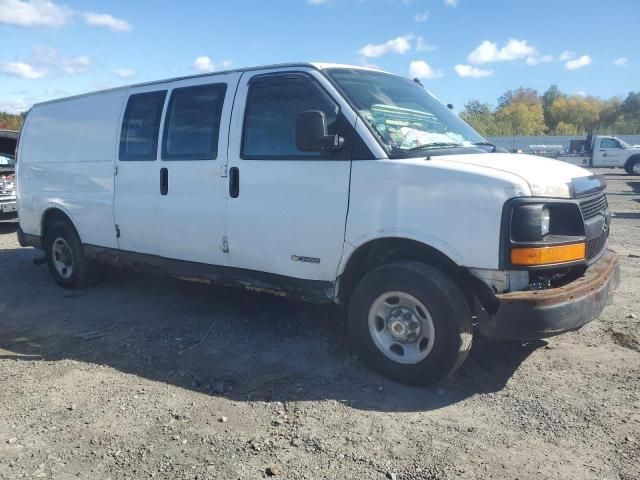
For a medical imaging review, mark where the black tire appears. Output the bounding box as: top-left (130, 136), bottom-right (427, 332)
top-left (348, 261), bottom-right (473, 386)
top-left (625, 158), bottom-right (640, 175)
top-left (43, 220), bottom-right (97, 289)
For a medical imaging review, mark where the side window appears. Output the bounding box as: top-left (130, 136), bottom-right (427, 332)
top-left (601, 138), bottom-right (620, 149)
top-left (242, 74), bottom-right (337, 159)
top-left (162, 83), bottom-right (227, 160)
top-left (119, 91), bottom-right (167, 161)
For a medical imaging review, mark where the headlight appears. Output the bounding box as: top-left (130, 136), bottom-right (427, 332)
top-left (541, 207), bottom-right (550, 237)
top-left (512, 204), bottom-right (550, 241)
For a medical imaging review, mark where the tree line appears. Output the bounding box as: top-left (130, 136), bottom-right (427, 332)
top-left (0, 112), bottom-right (26, 131)
top-left (460, 87), bottom-right (640, 137)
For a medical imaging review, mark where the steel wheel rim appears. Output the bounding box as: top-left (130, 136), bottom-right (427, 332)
top-left (633, 163), bottom-right (640, 175)
top-left (52, 238), bottom-right (74, 279)
top-left (368, 291), bottom-right (435, 365)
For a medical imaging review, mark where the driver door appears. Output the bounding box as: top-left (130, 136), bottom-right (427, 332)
top-left (224, 68), bottom-right (353, 282)
top-left (593, 137), bottom-right (625, 166)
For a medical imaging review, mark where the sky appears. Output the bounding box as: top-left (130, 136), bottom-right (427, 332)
top-left (0, 0), bottom-right (638, 114)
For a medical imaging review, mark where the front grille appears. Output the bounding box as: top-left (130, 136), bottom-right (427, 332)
top-left (580, 194), bottom-right (608, 220)
top-left (586, 230), bottom-right (607, 260)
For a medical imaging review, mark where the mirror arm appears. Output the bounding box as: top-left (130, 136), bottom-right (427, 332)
top-left (321, 134), bottom-right (345, 152)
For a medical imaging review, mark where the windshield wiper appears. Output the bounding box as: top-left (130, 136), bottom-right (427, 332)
top-left (402, 142), bottom-right (463, 152)
top-left (473, 141), bottom-right (497, 152)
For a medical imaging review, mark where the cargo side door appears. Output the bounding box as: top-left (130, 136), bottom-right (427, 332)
top-left (154, 73), bottom-right (240, 265)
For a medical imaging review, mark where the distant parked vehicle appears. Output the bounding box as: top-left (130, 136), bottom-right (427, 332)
top-left (0, 130), bottom-right (17, 218)
top-left (553, 135), bottom-right (640, 175)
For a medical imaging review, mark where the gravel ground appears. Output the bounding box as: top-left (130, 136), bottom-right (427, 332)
top-left (1, 169), bottom-right (639, 480)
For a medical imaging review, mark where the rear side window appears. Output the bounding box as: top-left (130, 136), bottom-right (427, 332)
top-left (119, 90), bottom-right (167, 161)
top-left (162, 83), bottom-right (227, 160)
top-left (242, 74), bottom-right (337, 159)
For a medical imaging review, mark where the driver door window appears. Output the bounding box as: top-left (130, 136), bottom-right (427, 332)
top-left (241, 75), bottom-right (337, 159)
top-left (601, 138), bottom-right (621, 149)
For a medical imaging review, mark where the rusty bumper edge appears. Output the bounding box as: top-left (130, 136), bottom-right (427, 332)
top-left (478, 250), bottom-right (620, 341)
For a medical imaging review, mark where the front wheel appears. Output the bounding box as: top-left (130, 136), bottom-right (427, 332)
top-left (348, 261), bottom-right (473, 385)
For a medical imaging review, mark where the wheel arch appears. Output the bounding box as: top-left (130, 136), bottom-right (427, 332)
top-left (40, 206), bottom-right (79, 243)
top-left (336, 236), bottom-right (476, 307)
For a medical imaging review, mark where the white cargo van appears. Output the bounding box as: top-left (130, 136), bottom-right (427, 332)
top-left (16, 63), bottom-right (620, 385)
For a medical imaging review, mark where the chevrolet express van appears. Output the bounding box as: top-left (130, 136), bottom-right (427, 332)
top-left (16, 63), bottom-right (620, 385)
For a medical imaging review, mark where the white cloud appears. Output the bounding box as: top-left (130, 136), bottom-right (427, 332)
top-left (0, 97), bottom-right (32, 114)
top-left (564, 54), bottom-right (591, 70)
top-left (468, 39), bottom-right (537, 64)
top-left (33, 46), bottom-right (90, 75)
top-left (416, 37), bottom-right (437, 52)
top-left (454, 64), bottom-right (493, 78)
top-left (409, 60), bottom-right (443, 80)
top-left (558, 50), bottom-right (575, 61)
top-left (358, 35), bottom-right (412, 58)
top-left (613, 57), bottom-right (629, 67)
top-left (0, 61), bottom-right (47, 79)
top-left (414, 11), bottom-right (429, 22)
top-left (114, 68), bottom-right (135, 78)
top-left (576, 91), bottom-right (587, 97)
top-left (0, 47), bottom-right (92, 79)
top-left (444, 0), bottom-right (458, 6)
top-left (193, 56), bottom-right (215, 73)
top-left (0, 0), bottom-right (71, 27)
top-left (525, 54), bottom-right (554, 65)
top-left (0, 1), bottom-right (133, 34)
top-left (83, 12), bottom-right (132, 32)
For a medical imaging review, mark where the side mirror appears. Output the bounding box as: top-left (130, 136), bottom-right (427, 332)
top-left (295, 110), bottom-right (344, 153)
top-left (447, 103), bottom-right (454, 110)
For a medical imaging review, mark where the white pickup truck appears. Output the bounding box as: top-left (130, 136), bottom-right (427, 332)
top-left (16, 63), bottom-right (620, 385)
top-left (555, 135), bottom-right (640, 174)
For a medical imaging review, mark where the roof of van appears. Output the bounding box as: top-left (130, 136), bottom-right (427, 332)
top-left (30, 62), bottom-right (388, 109)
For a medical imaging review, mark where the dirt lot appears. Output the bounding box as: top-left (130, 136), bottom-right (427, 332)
top-left (1, 169), bottom-right (639, 480)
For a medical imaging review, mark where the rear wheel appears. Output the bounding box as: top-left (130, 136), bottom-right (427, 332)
top-left (626, 158), bottom-right (640, 175)
top-left (348, 261), bottom-right (473, 385)
top-left (44, 220), bottom-right (97, 288)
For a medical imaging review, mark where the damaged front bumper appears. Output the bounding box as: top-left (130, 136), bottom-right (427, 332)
top-left (478, 250), bottom-right (620, 341)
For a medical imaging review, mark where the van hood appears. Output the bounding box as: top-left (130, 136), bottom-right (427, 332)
top-left (435, 152), bottom-right (596, 198)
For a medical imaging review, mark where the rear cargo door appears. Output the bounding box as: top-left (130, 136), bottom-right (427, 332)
top-left (114, 87), bottom-right (168, 255)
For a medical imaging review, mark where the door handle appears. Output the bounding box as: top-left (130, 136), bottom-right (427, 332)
top-left (160, 167), bottom-right (168, 195)
top-left (229, 167), bottom-right (239, 198)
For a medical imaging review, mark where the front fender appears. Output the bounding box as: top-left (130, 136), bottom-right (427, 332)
top-left (337, 228), bottom-right (467, 278)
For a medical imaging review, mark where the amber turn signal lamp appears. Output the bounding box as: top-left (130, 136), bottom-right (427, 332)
top-left (511, 243), bottom-right (586, 266)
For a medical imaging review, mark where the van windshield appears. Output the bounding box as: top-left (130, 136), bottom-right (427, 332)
top-left (325, 68), bottom-right (485, 157)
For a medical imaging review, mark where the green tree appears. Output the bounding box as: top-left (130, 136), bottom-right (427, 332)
top-left (496, 100), bottom-right (546, 136)
top-left (547, 96), bottom-right (601, 134)
top-left (542, 85), bottom-right (564, 131)
top-left (495, 87), bottom-right (545, 135)
top-left (554, 121), bottom-right (578, 135)
top-left (0, 112), bottom-right (25, 131)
